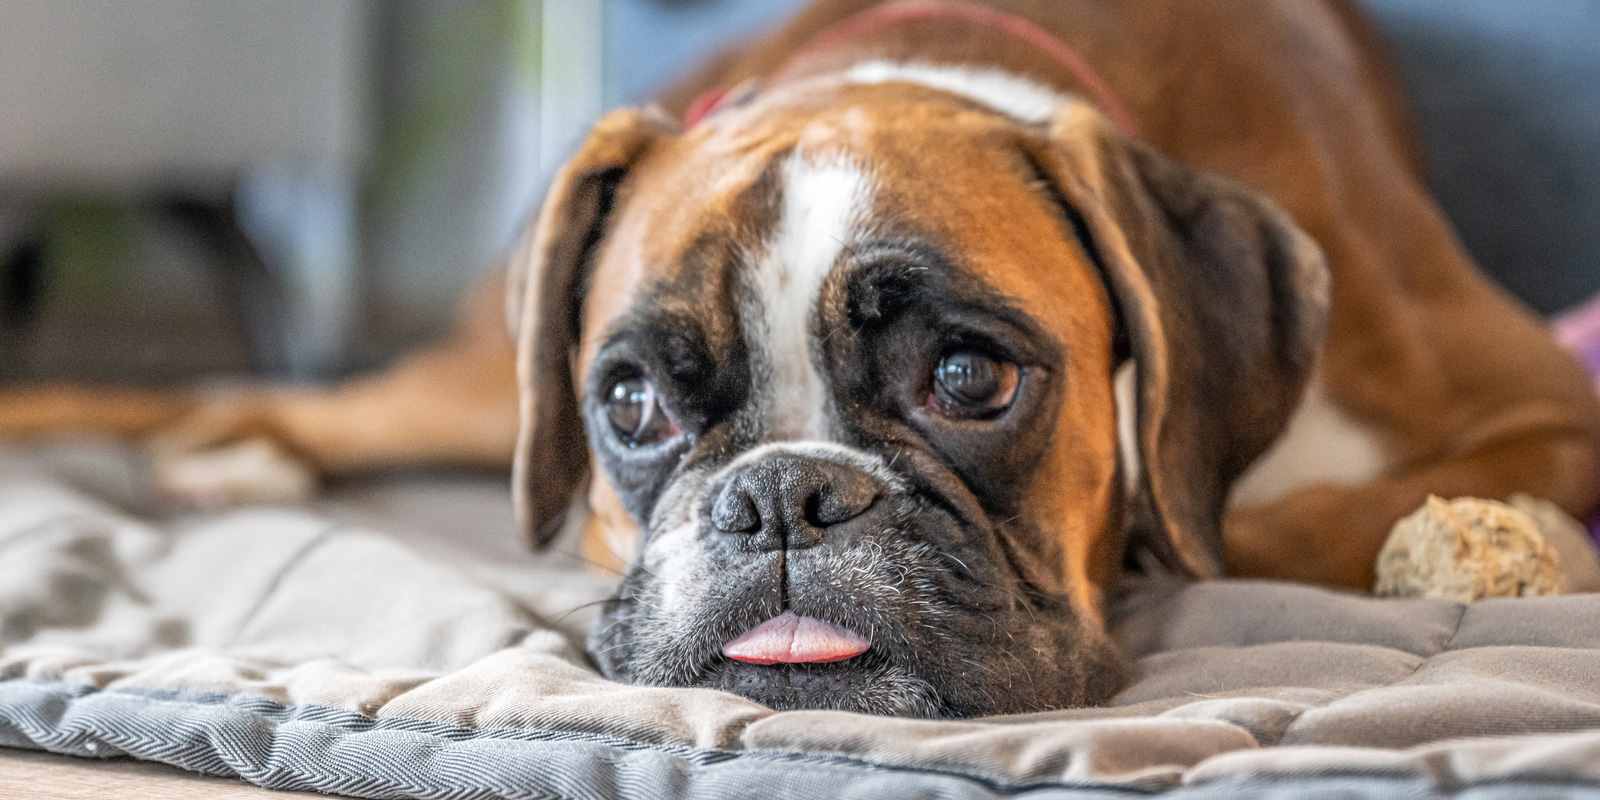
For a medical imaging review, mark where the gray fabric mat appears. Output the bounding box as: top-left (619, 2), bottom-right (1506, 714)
top-left (2, 439), bottom-right (1599, 798)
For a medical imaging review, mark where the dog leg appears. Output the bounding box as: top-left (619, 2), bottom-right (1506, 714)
top-left (150, 280), bottom-right (519, 504)
top-left (1223, 429), bottom-right (1599, 591)
top-left (0, 385), bottom-right (196, 437)
top-left (0, 277), bottom-right (520, 507)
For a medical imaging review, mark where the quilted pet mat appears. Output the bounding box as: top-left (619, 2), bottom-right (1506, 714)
top-left (2, 440), bottom-right (1600, 799)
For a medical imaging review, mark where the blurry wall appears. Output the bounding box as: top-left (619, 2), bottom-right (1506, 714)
top-left (362, 1), bottom-right (539, 357)
top-left (0, 0), bottom-right (370, 381)
top-left (0, 0), bottom-right (537, 379)
top-left (604, 0), bottom-right (804, 108)
top-left (1363, 0), bottom-right (1600, 315)
top-left (0, 0), bottom-right (367, 191)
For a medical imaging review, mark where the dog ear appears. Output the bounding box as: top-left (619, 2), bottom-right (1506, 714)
top-left (510, 108), bottom-right (676, 549)
top-left (1027, 104), bottom-right (1331, 579)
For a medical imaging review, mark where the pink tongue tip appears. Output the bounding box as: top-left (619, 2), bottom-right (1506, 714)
top-left (722, 611), bottom-right (871, 665)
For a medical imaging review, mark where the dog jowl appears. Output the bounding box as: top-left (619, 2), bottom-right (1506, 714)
top-left (510, 82), bottom-right (1327, 717)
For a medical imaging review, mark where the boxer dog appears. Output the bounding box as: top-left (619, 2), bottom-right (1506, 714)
top-left (3, 0), bottom-right (1598, 717)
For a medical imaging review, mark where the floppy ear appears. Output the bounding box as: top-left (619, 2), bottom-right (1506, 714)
top-left (1027, 104), bottom-right (1331, 579)
top-left (510, 107), bottom-right (676, 548)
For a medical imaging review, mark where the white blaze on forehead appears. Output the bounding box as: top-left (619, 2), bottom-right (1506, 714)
top-left (751, 153), bottom-right (874, 440)
top-left (845, 61), bottom-right (1065, 124)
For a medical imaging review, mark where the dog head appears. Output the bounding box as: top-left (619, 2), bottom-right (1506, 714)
top-left (509, 78), bottom-right (1328, 717)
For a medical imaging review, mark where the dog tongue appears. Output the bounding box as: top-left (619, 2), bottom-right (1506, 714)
top-left (722, 611), bottom-right (870, 665)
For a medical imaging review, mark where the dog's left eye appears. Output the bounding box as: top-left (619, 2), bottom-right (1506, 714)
top-left (605, 377), bottom-right (678, 446)
top-left (930, 349), bottom-right (1021, 418)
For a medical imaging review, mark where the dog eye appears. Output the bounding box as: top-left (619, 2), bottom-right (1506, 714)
top-left (605, 378), bottom-right (678, 446)
top-left (931, 349), bottom-right (1020, 418)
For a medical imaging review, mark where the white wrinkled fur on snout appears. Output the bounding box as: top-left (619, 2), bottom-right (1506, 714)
top-left (640, 442), bottom-right (897, 634)
top-left (642, 521), bottom-right (701, 613)
top-left (749, 152), bottom-right (874, 441)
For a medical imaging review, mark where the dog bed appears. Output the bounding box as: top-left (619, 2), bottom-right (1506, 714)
top-left (2, 439), bottom-right (1599, 799)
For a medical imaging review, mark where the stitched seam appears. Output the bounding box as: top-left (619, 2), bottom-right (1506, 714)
top-left (1273, 606), bottom-right (1467, 746)
top-left (1406, 602), bottom-right (1469, 680)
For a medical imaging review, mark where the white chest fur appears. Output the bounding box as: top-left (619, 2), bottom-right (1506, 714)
top-left (1119, 365), bottom-right (1390, 509)
top-left (1226, 373), bottom-right (1390, 508)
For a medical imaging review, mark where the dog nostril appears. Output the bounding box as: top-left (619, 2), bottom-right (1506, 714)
top-left (808, 475), bottom-right (879, 528)
top-left (711, 484), bottom-right (761, 533)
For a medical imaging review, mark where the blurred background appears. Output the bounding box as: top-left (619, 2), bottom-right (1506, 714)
top-left (0, 0), bottom-right (1597, 386)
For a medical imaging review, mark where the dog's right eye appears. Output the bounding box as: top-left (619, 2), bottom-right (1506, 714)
top-left (605, 377), bottom-right (679, 446)
top-left (929, 349), bottom-right (1020, 419)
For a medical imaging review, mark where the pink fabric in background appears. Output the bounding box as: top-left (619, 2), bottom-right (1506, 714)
top-left (1553, 293), bottom-right (1600, 546)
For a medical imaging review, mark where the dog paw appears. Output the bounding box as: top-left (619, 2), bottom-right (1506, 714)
top-left (1374, 495), bottom-right (1566, 602)
top-left (151, 437), bottom-right (318, 511)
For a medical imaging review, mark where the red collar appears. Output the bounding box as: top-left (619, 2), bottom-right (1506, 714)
top-left (684, 0), bottom-right (1140, 136)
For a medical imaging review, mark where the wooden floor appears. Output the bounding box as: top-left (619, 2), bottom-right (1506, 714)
top-left (0, 749), bottom-right (334, 799)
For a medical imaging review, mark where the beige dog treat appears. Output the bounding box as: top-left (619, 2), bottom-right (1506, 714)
top-left (1375, 496), bottom-right (1565, 602)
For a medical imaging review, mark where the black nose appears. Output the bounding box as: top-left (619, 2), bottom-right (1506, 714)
top-left (710, 455), bottom-right (882, 550)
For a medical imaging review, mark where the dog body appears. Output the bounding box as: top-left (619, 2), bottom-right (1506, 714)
top-left (3, 0), bottom-right (1597, 716)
